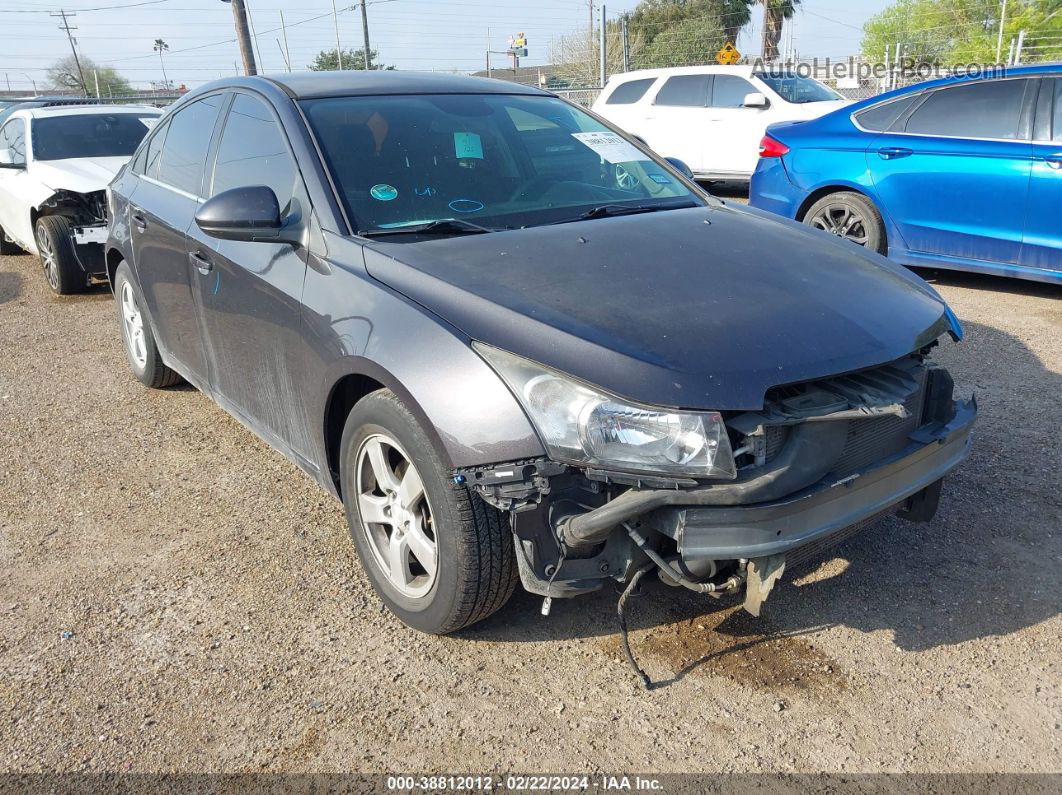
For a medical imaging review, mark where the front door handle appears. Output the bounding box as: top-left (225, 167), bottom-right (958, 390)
top-left (189, 251), bottom-right (213, 274)
top-left (131, 213), bottom-right (147, 232)
top-left (878, 147), bottom-right (914, 160)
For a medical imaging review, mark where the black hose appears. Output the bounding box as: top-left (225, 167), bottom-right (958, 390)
top-left (624, 522), bottom-right (746, 595)
top-left (617, 563), bottom-right (655, 690)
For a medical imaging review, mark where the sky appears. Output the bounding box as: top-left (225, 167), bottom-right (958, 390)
top-left (0, 0), bottom-right (893, 93)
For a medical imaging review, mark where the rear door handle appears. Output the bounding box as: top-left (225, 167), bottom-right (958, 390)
top-left (131, 212), bottom-right (147, 232)
top-left (1046, 155), bottom-right (1062, 170)
top-left (878, 147), bottom-right (913, 160)
top-left (189, 251), bottom-right (213, 274)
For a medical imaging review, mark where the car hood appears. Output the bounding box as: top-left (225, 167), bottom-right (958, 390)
top-left (33, 156), bottom-right (128, 193)
top-left (361, 205), bottom-right (951, 411)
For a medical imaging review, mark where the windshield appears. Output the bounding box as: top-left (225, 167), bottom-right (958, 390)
top-left (301, 93), bottom-right (701, 234)
top-left (754, 73), bottom-right (842, 104)
top-left (31, 113), bottom-right (159, 161)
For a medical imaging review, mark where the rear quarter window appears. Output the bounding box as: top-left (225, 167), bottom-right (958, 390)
top-left (854, 95), bottom-right (920, 132)
top-left (604, 78), bottom-right (656, 105)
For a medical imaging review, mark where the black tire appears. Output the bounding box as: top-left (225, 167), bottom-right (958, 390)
top-left (802, 191), bottom-right (886, 255)
top-left (35, 215), bottom-right (85, 295)
top-left (112, 261), bottom-right (182, 389)
top-left (0, 224), bottom-right (22, 255)
top-left (339, 389), bottom-right (517, 634)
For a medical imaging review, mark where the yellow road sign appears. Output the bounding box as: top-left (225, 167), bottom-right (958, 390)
top-left (716, 41), bottom-right (741, 65)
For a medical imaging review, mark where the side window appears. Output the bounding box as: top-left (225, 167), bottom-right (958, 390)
top-left (854, 95), bottom-right (920, 132)
top-left (711, 75), bottom-right (757, 108)
top-left (1, 119), bottom-right (26, 161)
top-left (211, 93), bottom-right (297, 209)
top-left (654, 75), bottom-right (710, 107)
top-left (904, 79), bottom-right (1029, 140)
top-left (156, 95), bottom-right (222, 195)
top-left (141, 119), bottom-right (169, 179)
top-left (605, 78), bottom-right (656, 105)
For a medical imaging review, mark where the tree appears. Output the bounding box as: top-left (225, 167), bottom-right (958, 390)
top-left (47, 55), bottom-right (133, 97)
top-left (861, 0), bottom-right (1062, 64)
top-left (760, 0), bottom-right (801, 62)
top-left (308, 47), bottom-right (393, 71)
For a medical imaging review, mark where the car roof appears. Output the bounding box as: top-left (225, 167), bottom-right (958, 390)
top-left (261, 70), bottom-right (550, 99)
top-left (848, 63), bottom-right (1062, 111)
top-left (22, 104), bottom-right (161, 119)
top-left (607, 65), bottom-right (756, 83)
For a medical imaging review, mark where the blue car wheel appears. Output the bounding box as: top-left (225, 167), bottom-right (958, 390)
top-left (802, 191), bottom-right (886, 255)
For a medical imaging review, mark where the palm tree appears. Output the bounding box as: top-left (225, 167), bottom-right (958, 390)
top-left (760, 0), bottom-right (801, 62)
top-left (153, 38), bottom-right (169, 88)
top-left (721, 0), bottom-right (755, 47)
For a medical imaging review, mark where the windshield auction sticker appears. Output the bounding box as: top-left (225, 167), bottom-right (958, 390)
top-left (571, 131), bottom-right (648, 164)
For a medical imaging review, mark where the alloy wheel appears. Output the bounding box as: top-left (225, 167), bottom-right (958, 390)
top-left (809, 203), bottom-right (870, 246)
top-left (355, 433), bottom-right (438, 599)
top-left (36, 225), bottom-right (58, 290)
top-left (120, 281), bottom-right (148, 369)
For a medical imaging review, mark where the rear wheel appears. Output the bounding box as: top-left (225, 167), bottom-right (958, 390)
top-left (113, 261), bottom-right (181, 389)
top-left (802, 191), bottom-right (886, 254)
top-left (35, 216), bottom-right (84, 295)
top-left (340, 389), bottom-right (517, 634)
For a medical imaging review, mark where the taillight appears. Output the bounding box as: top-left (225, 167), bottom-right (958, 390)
top-left (759, 135), bottom-right (789, 158)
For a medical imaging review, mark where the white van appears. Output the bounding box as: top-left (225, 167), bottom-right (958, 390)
top-left (591, 66), bottom-right (849, 181)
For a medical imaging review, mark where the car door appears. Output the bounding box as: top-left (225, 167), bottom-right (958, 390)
top-left (0, 117), bottom-right (33, 247)
top-left (640, 74), bottom-right (710, 172)
top-left (187, 90), bottom-right (316, 459)
top-left (129, 94), bottom-right (224, 387)
top-left (704, 73), bottom-right (771, 176)
top-left (1022, 76), bottom-right (1062, 274)
top-left (866, 77), bottom-right (1036, 264)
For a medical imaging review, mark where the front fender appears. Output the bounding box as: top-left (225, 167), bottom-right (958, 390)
top-left (303, 238), bottom-right (545, 476)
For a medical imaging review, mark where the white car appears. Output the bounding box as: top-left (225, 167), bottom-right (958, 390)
top-left (0, 104), bottom-right (161, 294)
top-left (592, 66), bottom-right (849, 181)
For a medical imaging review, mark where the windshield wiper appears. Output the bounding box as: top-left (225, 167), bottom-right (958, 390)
top-left (550, 201), bottom-right (697, 225)
top-left (359, 219), bottom-right (503, 238)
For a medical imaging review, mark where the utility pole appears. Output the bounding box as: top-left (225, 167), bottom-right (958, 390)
top-left (93, 69), bottom-right (100, 97)
top-left (996, 0), bottom-right (1008, 64)
top-left (331, 0), bottom-right (343, 69)
top-left (246, 0), bottom-right (264, 73)
top-left (280, 11), bottom-right (292, 72)
top-left (223, 0), bottom-right (258, 75)
top-left (486, 28), bottom-right (492, 78)
top-left (599, 4), bottom-right (606, 89)
top-left (360, 0), bottom-right (372, 70)
top-left (621, 15), bottom-right (629, 73)
top-left (154, 38), bottom-right (169, 88)
top-left (1014, 28), bottom-right (1025, 65)
top-left (53, 10), bottom-right (87, 94)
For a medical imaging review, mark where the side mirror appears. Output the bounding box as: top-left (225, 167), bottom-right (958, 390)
top-left (664, 157), bottom-right (695, 180)
top-left (0, 147), bottom-right (25, 169)
top-left (743, 92), bottom-right (770, 109)
top-left (194, 185), bottom-right (300, 244)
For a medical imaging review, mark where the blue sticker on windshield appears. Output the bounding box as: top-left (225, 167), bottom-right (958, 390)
top-left (448, 199), bottom-right (484, 213)
top-left (370, 183), bottom-right (398, 201)
top-left (454, 132), bottom-right (484, 159)
top-left (648, 173), bottom-right (672, 185)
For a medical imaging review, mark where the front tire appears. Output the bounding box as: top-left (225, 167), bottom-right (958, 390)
top-left (340, 389), bottom-right (517, 634)
top-left (35, 216), bottom-right (84, 295)
top-left (802, 191), bottom-right (886, 255)
top-left (113, 261), bottom-right (181, 389)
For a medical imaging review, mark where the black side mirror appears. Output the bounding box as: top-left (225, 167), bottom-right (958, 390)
top-left (195, 185), bottom-right (301, 244)
top-left (664, 157), bottom-right (695, 180)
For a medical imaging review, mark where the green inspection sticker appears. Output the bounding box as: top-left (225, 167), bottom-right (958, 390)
top-left (370, 183), bottom-right (399, 201)
top-left (454, 132), bottom-right (484, 159)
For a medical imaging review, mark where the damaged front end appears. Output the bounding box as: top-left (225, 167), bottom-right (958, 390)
top-left (464, 344), bottom-right (976, 627)
top-left (38, 189), bottom-right (109, 278)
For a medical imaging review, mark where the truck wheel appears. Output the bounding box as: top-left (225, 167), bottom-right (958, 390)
top-left (0, 225), bottom-right (22, 255)
top-left (112, 261), bottom-right (182, 388)
top-left (35, 216), bottom-right (84, 295)
top-left (340, 389), bottom-right (517, 634)
top-left (802, 191), bottom-right (886, 255)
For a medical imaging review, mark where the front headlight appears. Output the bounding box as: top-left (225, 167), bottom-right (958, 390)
top-left (475, 344), bottom-right (736, 479)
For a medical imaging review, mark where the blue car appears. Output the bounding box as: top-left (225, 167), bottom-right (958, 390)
top-left (749, 65), bottom-right (1061, 285)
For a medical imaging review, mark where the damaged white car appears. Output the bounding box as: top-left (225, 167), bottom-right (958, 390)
top-left (0, 104), bottom-right (160, 294)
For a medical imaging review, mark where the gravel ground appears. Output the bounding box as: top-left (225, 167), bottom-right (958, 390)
top-left (0, 233), bottom-right (1059, 776)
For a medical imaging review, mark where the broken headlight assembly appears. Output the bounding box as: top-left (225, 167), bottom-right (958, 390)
top-left (475, 343), bottom-right (736, 479)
